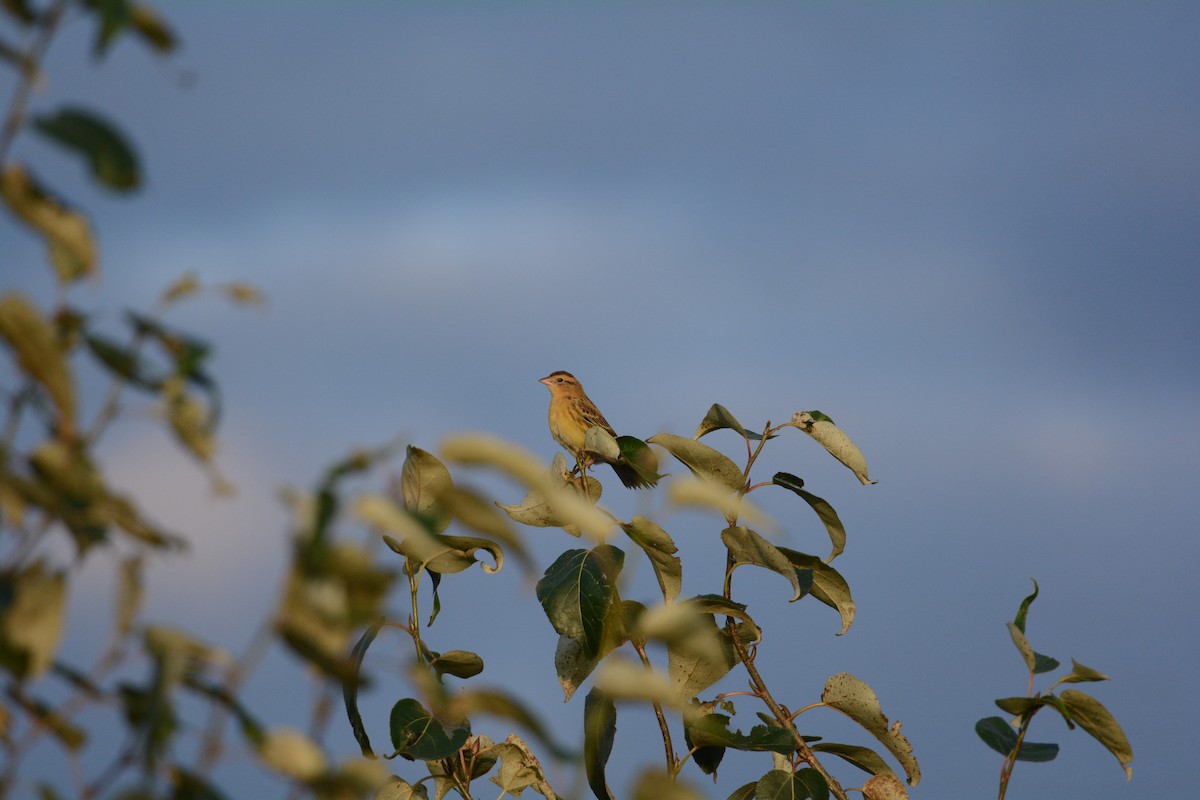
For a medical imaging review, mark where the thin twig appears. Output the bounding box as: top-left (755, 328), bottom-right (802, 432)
top-left (0, 0), bottom-right (70, 165)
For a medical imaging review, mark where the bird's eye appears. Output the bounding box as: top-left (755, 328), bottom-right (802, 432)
top-left (556, 377), bottom-right (564, 383)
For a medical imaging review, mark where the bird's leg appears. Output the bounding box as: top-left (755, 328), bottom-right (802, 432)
top-left (574, 453), bottom-right (592, 500)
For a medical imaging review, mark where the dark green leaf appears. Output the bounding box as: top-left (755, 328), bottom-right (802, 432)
top-left (431, 649), bottom-right (484, 680)
top-left (33, 107), bottom-right (140, 191)
top-left (726, 783), bottom-right (757, 800)
top-left (171, 768), bottom-right (231, 800)
top-left (771, 474), bottom-right (847, 561)
top-left (810, 742), bottom-right (896, 778)
top-left (684, 712), bottom-right (794, 755)
top-left (974, 716), bottom-right (1059, 762)
top-left (683, 716), bottom-right (726, 775)
top-left (1059, 689), bottom-right (1133, 779)
top-left (722, 526), bottom-right (808, 602)
top-left (756, 768), bottom-right (829, 800)
top-left (536, 546), bottom-right (624, 660)
top-left (584, 689), bottom-right (616, 800)
top-left (1014, 579), bottom-right (1039, 633)
top-left (85, 333), bottom-right (163, 390)
top-left (1033, 651), bottom-right (1061, 674)
top-left (343, 619), bottom-right (382, 757)
top-left (994, 696), bottom-right (1045, 716)
top-left (777, 548), bottom-right (855, 635)
top-left (388, 698), bottom-right (470, 761)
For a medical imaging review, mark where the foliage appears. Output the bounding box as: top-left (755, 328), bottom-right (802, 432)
top-left (975, 581), bottom-right (1133, 799)
top-left (0, 4), bottom-right (1131, 800)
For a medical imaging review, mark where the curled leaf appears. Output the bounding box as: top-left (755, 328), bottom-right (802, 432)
top-left (790, 411), bottom-right (875, 485)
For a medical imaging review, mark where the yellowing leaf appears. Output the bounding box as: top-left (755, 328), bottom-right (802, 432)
top-left (0, 562), bottom-right (67, 679)
top-left (258, 727), bottom-right (326, 781)
top-left (0, 292), bottom-right (76, 435)
top-left (791, 411), bottom-right (876, 485)
top-left (442, 434), bottom-right (614, 541)
top-left (822, 672), bottom-right (920, 786)
top-left (647, 433), bottom-right (744, 491)
top-left (0, 165), bottom-right (96, 282)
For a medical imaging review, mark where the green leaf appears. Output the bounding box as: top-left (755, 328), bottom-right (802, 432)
top-left (1058, 659), bottom-right (1109, 684)
top-left (400, 445), bottom-right (453, 534)
top-left (1007, 621), bottom-right (1036, 673)
top-left (343, 620), bottom-right (382, 757)
top-left (685, 712), bottom-right (794, 756)
top-left (694, 403), bottom-right (750, 439)
top-left (33, 107), bottom-right (140, 191)
top-left (757, 768), bottom-right (829, 800)
top-left (536, 546), bottom-right (624, 660)
top-left (771, 474), bottom-right (847, 561)
top-left (387, 698), bottom-right (470, 761)
top-left (431, 649), bottom-right (484, 680)
top-left (788, 411), bottom-right (875, 485)
top-left (722, 526), bottom-right (809, 602)
top-left (1059, 689), bottom-right (1133, 779)
top-left (821, 673), bottom-right (920, 785)
top-left (726, 783), bottom-right (758, 800)
top-left (1033, 652), bottom-right (1060, 674)
top-left (584, 689), bottom-right (616, 800)
top-left (554, 600), bottom-right (635, 702)
top-left (171, 768), bottom-right (232, 800)
top-left (647, 433), bottom-right (745, 491)
top-left (974, 716), bottom-right (1059, 762)
top-left (1014, 579), bottom-right (1039, 633)
top-left (85, 333), bottom-right (164, 390)
top-left (666, 604), bottom-right (756, 699)
top-left (620, 516), bottom-right (682, 603)
top-left (375, 777), bottom-right (430, 799)
top-left (0, 165), bottom-right (96, 282)
top-left (0, 292), bottom-right (77, 433)
top-left (810, 742), bottom-right (896, 778)
top-left (4, 690), bottom-right (86, 750)
top-left (683, 709), bottom-right (726, 775)
top-left (777, 547), bottom-right (856, 635)
top-left (994, 696), bottom-right (1046, 716)
top-left (128, 2), bottom-right (178, 52)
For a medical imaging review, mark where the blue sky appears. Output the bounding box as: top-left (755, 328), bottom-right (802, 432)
top-left (4, 3), bottom-right (1198, 797)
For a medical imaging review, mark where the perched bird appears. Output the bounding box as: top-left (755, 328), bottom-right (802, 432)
top-left (539, 371), bottom-right (660, 489)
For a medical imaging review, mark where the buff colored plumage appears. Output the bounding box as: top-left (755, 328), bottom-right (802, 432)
top-left (539, 371), bottom-right (658, 489)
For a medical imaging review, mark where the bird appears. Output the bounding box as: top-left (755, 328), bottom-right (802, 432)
top-left (538, 371), bottom-right (660, 489)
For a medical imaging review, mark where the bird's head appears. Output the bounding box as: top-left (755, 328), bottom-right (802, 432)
top-left (539, 371), bottom-right (582, 395)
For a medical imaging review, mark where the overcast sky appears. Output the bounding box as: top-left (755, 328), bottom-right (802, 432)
top-left (4, 3), bottom-right (1198, 798)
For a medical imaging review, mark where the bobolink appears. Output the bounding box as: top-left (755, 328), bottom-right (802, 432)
top-left (539, 371), bottom-right (659, 489)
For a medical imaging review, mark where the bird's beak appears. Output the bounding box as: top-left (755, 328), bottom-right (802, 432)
top-left (539, 375), bottom-right (554, 386)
